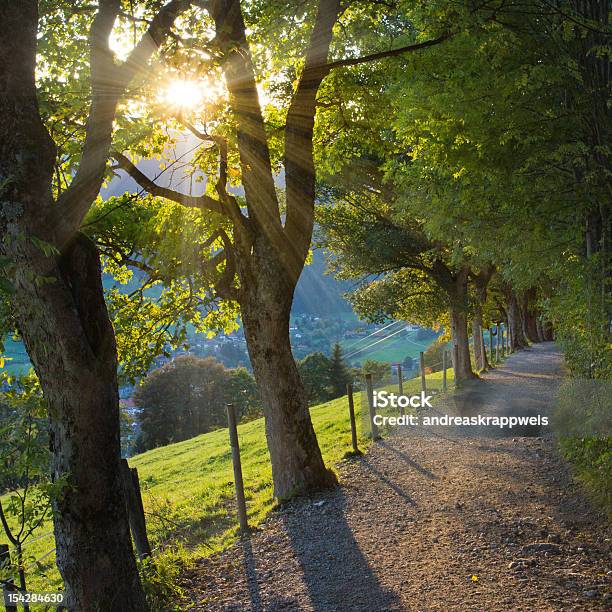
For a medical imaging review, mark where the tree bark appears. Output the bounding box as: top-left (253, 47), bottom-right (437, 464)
top-left (505, 289), bottom-right (528, 349)
top-left (1, 3), bottom-right (147, 609)
top-left (535, 317), bottom-right (545, 342)
top-left (522, 289), bottom-right (540, 343)
top-left (448, 269), bottom-right (476, 383)
top-left (472, 315), bottom-right (489, 371)
top-left (240, 256), bottom-right (336, 500)
top-left (471, 266), bottom-right (493, 370)
top-left (14, 236), bottom-right (147, 611)
top-left (450, 306), bottom-right (476, 382)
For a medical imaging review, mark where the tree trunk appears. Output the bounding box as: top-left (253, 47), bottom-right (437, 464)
top-left (240, 264), bottom-right (336, 500)
top-left (450, 305), bottom-right (476, 383)
top-left (472, 315), bottom-right (489, 371)
top-left (471, 265), bottom-right (493, 371)
top-left (14, 236), bottom-right (147, 611)
top-left (535, 317), bottom-right (545, 342)
top-left (522, 289), bottom-right (540, 343)
top-left (447, 270), bottom-right (476, 383)
top-left (506, 290), bottom-right (528, 349)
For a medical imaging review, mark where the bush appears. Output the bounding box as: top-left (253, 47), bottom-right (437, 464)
top-left (135, 356), bottom-right (260, 452)
top-left (558, 436), bottom-right (612, 517)
top-left (139, 544), bottom-right (192, 612)
top-left (422, 336), bottom-right (448, 373)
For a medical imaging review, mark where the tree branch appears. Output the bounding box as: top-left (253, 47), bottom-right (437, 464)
top-left (174, 117), bottom-right (235, 209)
top-left (324, 32), bottom-right (453, 71)
top-left (214, 228), bottom-right (238, 300)
top-left (52, 0), bottom-right (194, 247)
top-left (208, 0), bottom-right (283, 240)
top-left (283, 0), bottom-right (342, 283)
top-left (117, 0), bottom-right (193, 89)
top-left (51, 0), bottom-right (121, 244)
top-left (0, 501), bottom-right (17, 546)
top-left (112, 151), bottom-right (230, 217)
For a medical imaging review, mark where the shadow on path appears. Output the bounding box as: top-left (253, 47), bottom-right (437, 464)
top-left (240, 536), bottom-right (264, 611)
top-left (359, 457), bottom-right (417, 505)
top-left (377, 439), bottom-right (438, 480)
top-left (281, 491), bottom-right (401, 611)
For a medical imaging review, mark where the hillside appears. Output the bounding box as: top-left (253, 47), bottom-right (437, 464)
top-left (7, 368), bottom-right (454, 593)
top-left (292, 248), bottom-right (353, 317)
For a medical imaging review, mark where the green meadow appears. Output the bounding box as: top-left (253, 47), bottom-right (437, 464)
top-left (2, 368), bottom-right (454, 597)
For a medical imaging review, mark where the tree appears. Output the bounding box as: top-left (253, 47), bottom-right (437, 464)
top-left (113, 0), bottom-right (342, 497)
top-left (0, 1), bottom-right (191, 607)
top-left (317, 162), bottom-right (478, 383)
top-left (111, 0), bottom-right (452, 498)
top-left (361, 360), bottom-right (390, 385)
top-left (297, 352), bottom-right (332, 405)
top-left (134, 356), bottom-right (230, 452)
top-left (328, 343), bottom-right (352, 399)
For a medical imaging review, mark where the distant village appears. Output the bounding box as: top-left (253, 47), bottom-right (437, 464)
top-left (154, 315), bottom-right (424, 372)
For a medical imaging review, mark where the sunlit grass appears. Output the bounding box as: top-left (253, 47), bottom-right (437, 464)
top-left (1, 368), bottom-right (454, 597)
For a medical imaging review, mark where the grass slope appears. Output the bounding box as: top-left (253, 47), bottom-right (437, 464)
top-left (340, 329), bottom-right (438, 365)
top-left (2, 368), bottom-right (454, 596)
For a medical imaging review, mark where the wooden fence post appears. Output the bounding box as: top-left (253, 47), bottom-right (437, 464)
top-left (419, 351), bottom-right (427, 394)
top-left (365, 374), bottom-right (379, 440)
top-left (488, 327), bottom-right (494, 364)
top-left (496, 323), bottom-right (500, 362)
top-left (0, 544), bottom-right (17, 612)
top-left (346, 384), bottom-right (359, 454)
top-left (226, 404), bottom-right (248, 532)
top-left (120, 460), bottom-right (152, 561)
top-left (442, 350), bottom-right (447, 392)
top-left (397, 365), bottom-right (404, 415)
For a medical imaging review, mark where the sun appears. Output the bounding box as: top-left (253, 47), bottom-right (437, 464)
top-left (163, 79), bottom-right (206, 111)
top-left (160, 77), bottom-right (226, 112)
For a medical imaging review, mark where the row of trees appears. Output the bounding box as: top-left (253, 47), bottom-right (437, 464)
top-left (0, 0), bottom-right (608, 608)
top-left (316, 1), bottom-right (609, 385)
top-left (133, 344), bottom-right (385, 449)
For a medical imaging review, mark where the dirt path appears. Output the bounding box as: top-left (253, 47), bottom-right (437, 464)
top-left (184, 343), bottom-right (611, 611)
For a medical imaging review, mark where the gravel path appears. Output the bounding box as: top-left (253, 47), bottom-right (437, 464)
top-left (183, 343), bottom-right (611, 611)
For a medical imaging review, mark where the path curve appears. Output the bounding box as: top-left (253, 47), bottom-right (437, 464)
top-left (184, 343), bottom-right (611, 611)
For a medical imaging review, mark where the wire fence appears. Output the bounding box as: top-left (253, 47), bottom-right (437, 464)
top-left (0, 324), bottom-right (513, 602)
top-left (21, 547), bottom-right (56, 574)
top-left (16, 531), bottom-right (53, 550)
